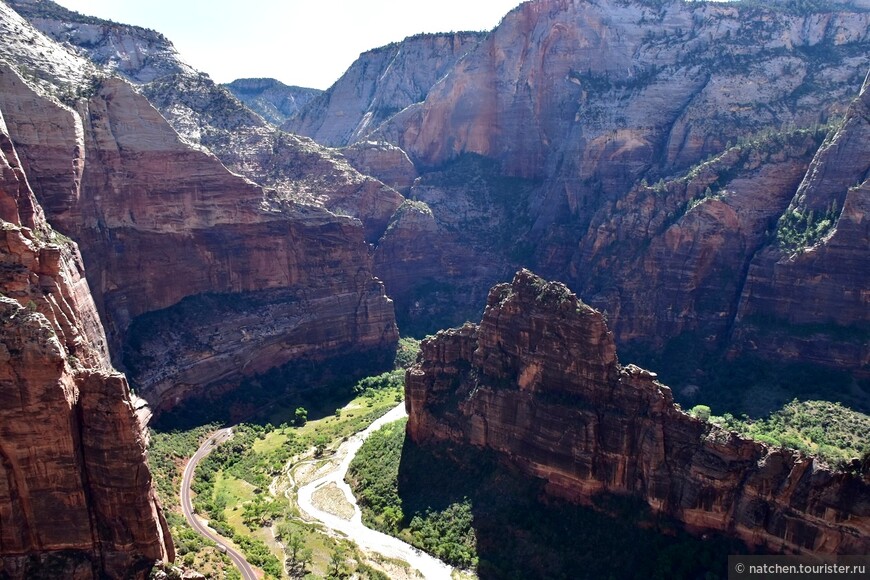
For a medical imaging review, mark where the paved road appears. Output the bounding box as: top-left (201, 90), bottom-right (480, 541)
top-left (297, 403), bottom-right (454, 580)
top-left (181, 428), bottom-right (259, 580)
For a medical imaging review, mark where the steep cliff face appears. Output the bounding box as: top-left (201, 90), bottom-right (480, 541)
top-left (9, 0), bottom-right (404, 242)
top-left (373, 155), bottom-right (539, 335)
top-left (392, 0), bottom-right (869, 181)
top-left (223, 77), bottom-right (322, 125)
top-left (0, 105), bottom-right (172, 578)
top-left (0, 5), bottom-right (398, 409)
top-left (367, 0), bottom-right (869, 378)
top-left (731, 71), bottom-right (870, 373)
top-left (0, 63), bottom-right (397, 408)
top-left (406, 271), bottom-right (870, 556)
top-left (284, 32), bottom-right (485, 147)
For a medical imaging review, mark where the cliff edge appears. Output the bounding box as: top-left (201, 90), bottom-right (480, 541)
top-left (406, 270), bottom-right (869, 556)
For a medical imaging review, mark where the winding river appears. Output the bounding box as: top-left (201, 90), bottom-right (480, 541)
top-left (296, 403), bottom-right (455, 580)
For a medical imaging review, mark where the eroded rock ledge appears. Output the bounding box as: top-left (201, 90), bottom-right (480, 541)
top-left (406, 270), bottom-right (869, 556)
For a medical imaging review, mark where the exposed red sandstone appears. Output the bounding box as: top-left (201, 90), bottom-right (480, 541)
top-left (366, 0), bottom-right (870, 376)
top-left (731, 72), bottom-right (870, 373)
top-left (0, 106), bottom-right (172, 578)
top-left (0, 63), bottom-right (398, 408)
top-left (284, 32), bottom-right (485, 147)
top-left (406, 271), bottom-right (870, 556)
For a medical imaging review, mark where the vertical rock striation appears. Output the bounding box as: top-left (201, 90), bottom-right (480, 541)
top-left (0, 105), bottom-right (172, 579)
top-left (7, 0), bottom-right (404, 243)
top-left (731, 71), bottom-right (870, 373)
top-left (407, 271), bottom-right (870, 556)
top-left (0, 62), bottom-right (398, 408)
top-left (284, 32), bottom-right (486, 147)
top-left (0, 2), bottom-right (399, 406)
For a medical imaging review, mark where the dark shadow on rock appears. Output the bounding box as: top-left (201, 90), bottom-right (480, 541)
top-left (396, 437), bottom-right (750, 580)
top-left (150, 348), bottom-right (394, 433)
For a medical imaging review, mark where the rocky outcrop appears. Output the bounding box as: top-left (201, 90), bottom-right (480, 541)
top-left (406, 271), bottom-right (870, 557)
top-left (8, 0), bottom-right (404, 242)
top-left (284, 32), bottom-right (485, 147)
top-left (339, 140), bottom-right (418, 195)
top-left (368, 0), bottom-right (869, 378)
top-left (7, 0), bottom-right (195, 82)
top-left (572, 128), bottom-right (828, 353)
top-left (390, 0), bottom-right (869, 180)
top-left (223, 77), bottom-right (322, 125)
top-left (0, 103), bottom-right (172, 578)
top-left (0, 6), bottom-right (398, 409)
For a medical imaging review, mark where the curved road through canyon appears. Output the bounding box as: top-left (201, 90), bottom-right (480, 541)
top-left (181, 403), bottom-right (454, 579)
top-left (181, 428), bottom-right (259, 580)
top-left (297, 403), bottom-right (455, 580)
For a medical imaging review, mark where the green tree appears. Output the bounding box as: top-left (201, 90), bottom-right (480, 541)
top-left (689, 405), bottom-right (712, 422)
top-left (326, 546), bottom-right (350, 579)
top-left (293, 407), bottom-right (307, 427)
top-left (286, 531), bottom-right (304, 563)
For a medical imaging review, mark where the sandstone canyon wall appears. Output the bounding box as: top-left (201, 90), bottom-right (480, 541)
top-left (358, 0), bottom-right (868, 378)
top-left (8, 0), bottom-right (405, 243)
top-left (0, 2), bottom-right (399, 409)
top-left (406, 271), bottom-right (870, 557)
top-left (283, 32), bottom-right (486, 147)
top-left (0, 101), bottom-right (172, 578)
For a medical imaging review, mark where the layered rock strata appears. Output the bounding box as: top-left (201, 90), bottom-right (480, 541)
top-left (223, 77), bottom-right (321, 125)
top-left (730, 71), bottom-right (870, 373)
top-left (0, 105), bottom-right (172, 578)
top-left (8, 0), bottom-right (404, 242)
top-left (406, 271), bottom-right (870, 556)
top-left (372, 0), bottom-right (870, 375)
top-left (0, 4), bottom-right (398, 408)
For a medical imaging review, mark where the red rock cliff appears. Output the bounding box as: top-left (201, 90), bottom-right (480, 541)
top-left (406, 270), bottom-right (869, 556)
top-left (0, 106), bottom-right (172, 578)
top-left (0, 60), bottom-right (397, 408)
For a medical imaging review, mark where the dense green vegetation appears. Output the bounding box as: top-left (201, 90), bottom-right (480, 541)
top-left (348, 419), bottom-right (745, 579)
top-left (709, 400), bottom-right (870, 465)
top-left (150, 362), bottom-right (407, 578)
top-left (148, 425), bottom-right (240, 578)
top-left (149, 423), bottom-right (220, 510)
top-left (776, 199), bottom-right (840, 251)
top-left (394, 337), bottom-right (421, 369)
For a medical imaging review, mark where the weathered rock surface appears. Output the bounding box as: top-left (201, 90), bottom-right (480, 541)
top-left (9, 0), bottom-right (404, 242)
top-left (392, 0), bottom-right (869, 180)
top-left (367, 0), bottom-right (869, 378)
top-left (7, 0), bottom-right (196, 83)
top-left (0, 103), bottom-right (172, 578)
top-left (223, 77), bottom-right (322, 125)
top-left (0, 5), bottom-right (399, 409)
top-left (284, 32), bottom-right (485, 147)
top-left (0, 62), bottom-right (397, 407)
top-left (339, 140), bottom-right (418, 195)
top-left (573, 129), bottom-right (827, 352)
top-left (731, 71), bottom-right (870, 373)
top-left (406, 271), bottom-right (870, 556)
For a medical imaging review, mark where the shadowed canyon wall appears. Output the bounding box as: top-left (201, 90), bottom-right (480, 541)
top-left (0, 0), bottom-right (400, 409)
top-left (406, 271), bottom-right (870, 557)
